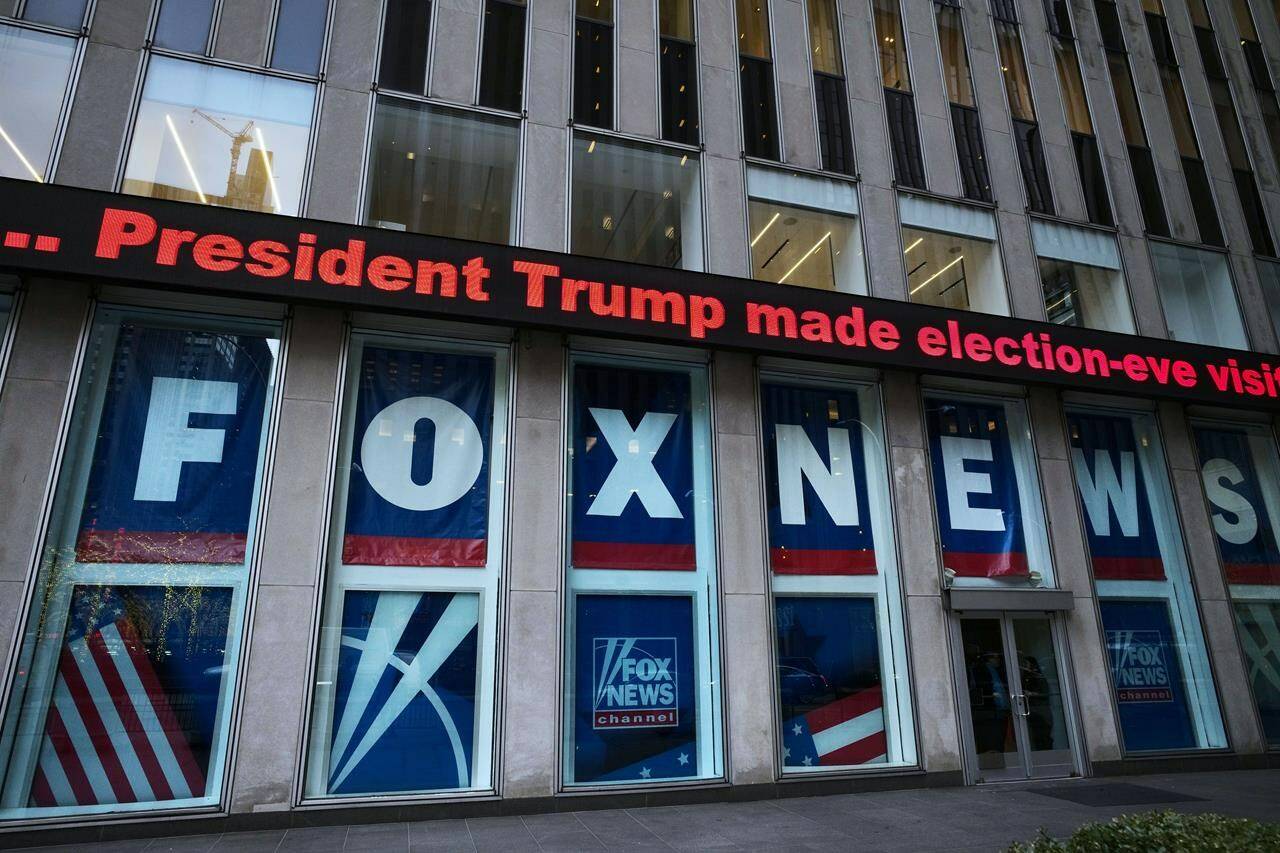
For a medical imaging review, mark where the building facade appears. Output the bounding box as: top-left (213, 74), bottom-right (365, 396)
top-left (0, 0), bottom-right (1279, 842)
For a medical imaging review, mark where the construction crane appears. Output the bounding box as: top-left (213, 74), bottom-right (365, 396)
top-left (190, 108), bottom-right (255, 202)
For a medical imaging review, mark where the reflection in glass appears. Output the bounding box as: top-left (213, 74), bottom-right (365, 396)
top-left (1235, 602), bottom-right (1280, 747)
top-left (0, 25), bottom-right (76, 183)
top-left (1040, 258), bottom-right (1133, 334)
top-left (122, 57), bottom-right (315, 215)
top-left (21, 0), bottom-right (88, 29)
top-left (0, 309), bottom-right (279, 819)
top-left (903, 226), bottom-right (1008, 315)
top-left (962, 619), bottom-right (1019, 775)
top-left (1149, 242), bottom-right (1247, 349)
top-left (1011, 618), bottom-right (1072, 776)
top-left (153, 0), bottom-right (217, 54)
top-left (272, 0), bottom-right (329, 75)
top-left (936, 5), bottom-right (974, 107)
top-left (748, 200), bottom-right (863, 293)
top-left (571, 134), bottom-right (703, 270)
top-left (735, 0), bottom-right (770, 58)
top-left (365, 99), bottom-right (519, 242)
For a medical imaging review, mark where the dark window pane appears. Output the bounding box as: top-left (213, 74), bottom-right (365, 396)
top-left (952, 103), bottom-right (991, 203)
top-left (1193, 27), bottom-right (1225, 80)
top-left (1235, 169), bottom-right (1275, 256)
top-left (1146, 12), bottom-right (1175, 65)
top-left (884, 88), bottom-right (925, 189)
top-left (479, 0), bottom-right (527, 112)
top-left (1095, 1), bottom-right (1125, 51)
top-left (379, 0), bottom-right (431, 92)
top-left (1043, 0), bottom-right (1073, 37)
top-left (990, 0), bottom-right (1019, 24)
top-left (1108, 53), bottom-right (1148, 146)
top-left (574, 18), bottom-right (613, 128)
top-left (21, 0), bottom-right (87, 29)
top-left (660, 38), bottom-right (698, 144)
top-left (741, 55), bottom-right (779, 159)
top-left (1243, 41), bottom-right (1274, 93)
top-left (1183, 157), bottom-right (1223, 246)
top-left (1013, 117), bottom-right (1054, 215)
top-left (815, 74), bottom-right (853, 174)
top-left (272, 0), bottom-right (329, 75)
top-left (1128, 144), bottom-right (1169, 236)
top-left (154, 0), bottom-right (217, 53)
top-left (1073, 132), bottom-right (1113, 227)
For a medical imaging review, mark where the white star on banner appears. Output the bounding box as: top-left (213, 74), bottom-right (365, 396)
top-left (792, 723), bottom-right (803, 736)
top-left (677, 753), bottom-right (689, 766)
top-left (802, 756), bottom-right (813, 766)
top-left (783, 746), bottom-right (791, 759)
top-left (639, 767), bottom-right (652, 779)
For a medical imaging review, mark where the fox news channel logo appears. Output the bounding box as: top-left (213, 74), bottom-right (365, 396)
top-left (592, 637), bottom-right (678, 730)
top-left (1109, 629), bottom-right (1174, 703)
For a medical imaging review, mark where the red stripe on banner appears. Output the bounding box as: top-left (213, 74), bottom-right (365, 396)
top-left (571, 541), bottom-right (697, 570)
top-left (1092, 556), bottom-right (1166, 581)
top-left (1225, 563), bottom-right (1280, 585)
top-left (58, 646), bottom-right (135, 804)
top-left (75, 530), bottom-right (246, 564)
top-left (806, 687), bottom-right (883, 735)
top-left (821, 730), bottom-right (888, 766)
top-left (115, 620), bottom-right (206, 798)
top-left (28, 766), bottom-right (55, 808)
top-left (341, 535), bottom-right (487, 567)
top-left (943, 551), bottom-right (1030, 578)
top-left (85, 629), bottom-right (173, 802)
top-left (45, 708), bottom-right (94, 806)
top-left (770, 548), bottom-right (878, 575)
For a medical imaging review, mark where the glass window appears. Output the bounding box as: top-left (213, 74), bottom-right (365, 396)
top-left (271, 0), bottom-right (330, 75)
top-left (659, 0), bottom-right (698, 145)
top-left (736, 0), bottom-right (771, 59)
top-left (577, 0), bottom-right (612, 21)
top-left (747, 167), bottom-right (865, 293)
top-left (1065, 406), bottom-right (1227, 752)
top-left (0, 307), bottom-right (279, 819)
top-left (924, 393), bottom-right (1053, 587)
top-left (1033, 220), bottom-right (1133, 334)
top-left (807, 0), bottom-right (851, 174)
top-left (1054, 41), bottom-right (1092, 136)
top-left (563, 355), bottom-right (722, 786)
top-left (936, 5), bottom-right (974, 108)
top-left (479, 0), bottom-right (527, 113)
top-left (1259, 259), bottom-right (1280, 343)
top-left (571, 134), bottom-right (704, 271)
top-left (153, 0), bottom-right (217, 54)
top-left (995, 22), bottom-right (1034, 122)
top-left (379, 0), bottom-right (431, 93)
top-left (0, 24), bottom-right (76, 183)
top-left (304, 334), bottom-right (509, 797)
top-left (574, 1), bottom-right (613, 129)
top-left (1191, 419), bottom-right (1280, 748)
top-left (1149, 242), bottom-right (1248, 349)
top-left (364, 99), bottom-right (519, 243)
top-left (901, 195), bottom-right (1008, 315)
top-left (762, 377), bottom-right (916, 772)
top-left (872, 0), bottom-right (909, 91)
top-left (121, 57), bottom-right (316, 216)
top-left (807, 0), bottom-right (841, 77)
top-left (21, 0), bottom-right (87, 29)
top-left (935, 5), bottom-right (989, 203)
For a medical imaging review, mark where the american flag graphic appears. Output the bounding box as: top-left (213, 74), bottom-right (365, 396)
top-left (782, 686), bottom-right (887, 768)
top-left (27, 619), bottom-right (205, 807)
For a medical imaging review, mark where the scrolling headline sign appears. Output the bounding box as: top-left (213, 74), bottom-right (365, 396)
top-left (2, 178), bottom-right (1279, 410)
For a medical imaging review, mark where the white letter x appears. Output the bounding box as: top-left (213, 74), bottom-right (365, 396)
top-left (586, 407), bottom-right (683, 518)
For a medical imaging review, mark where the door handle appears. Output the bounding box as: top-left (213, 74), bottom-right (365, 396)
top-left (1014, 693), bottom-right (1030, 717)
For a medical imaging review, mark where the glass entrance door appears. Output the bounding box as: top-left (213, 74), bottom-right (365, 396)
top-left (959, 614), bottom-right (1076, 782)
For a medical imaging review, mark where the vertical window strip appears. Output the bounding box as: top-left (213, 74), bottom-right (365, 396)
top-left (1047, 3), bottom-right (1113, 225)
top-left (736, 0), bottom-right (779, 159)
top-left (270, 0), bottom-right (329, 75)
top-left (659, 0), bottom-right (698, 145)
top-left (990, 2), bottom-right (1054, 214)
top-left (152, 0), bottom-right (220, 56)
top-left (478, 0), bottom-right (527, 113)
top-left (1229, 0), bottom-right (1280, 202)
top-left (1186, 0), bottom-right (1274, 256)
top-left (873, 0), bottom-right (924, 188)
top-left (378, 0), bottom-right (432, 94)
top-left (1091, 0), bottom-right (1168, 235)
top-left (806, 0), bottom-right (852, 173)
top-left (574, 0), bottom-right (614, 129)
top-left (933, 0), bottom-right (991, 202)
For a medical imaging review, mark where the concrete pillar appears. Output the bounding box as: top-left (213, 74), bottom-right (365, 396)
top-left (428, 0), bottom-right (482, 104)
top-left (713, 353), bottom-right (773, 785)
top-left (699, 0), bottom-right (748, 278)
top-left (499, 331), bottom-right (565, 798)
top-left (771, 0), bottom-right (819, 170)
top-left (520, 0), bottom-right (571, 252)
top-left (1157, 401), bottom-right (1267, 755)
top-left (229, 307), bottom-right (345, 812)
top-left (882, 371), bottom-right (963, 774)
top-left (0, 281), bottom-right (90, 673)
top-left (1027, 388), bottom-right (1123, 763)
top-left (212, 0), bottom-right (274, 66)
top-left (900, 0), bottom-right (960, 198)
top-left (616, 0), bottom-right (658, 138)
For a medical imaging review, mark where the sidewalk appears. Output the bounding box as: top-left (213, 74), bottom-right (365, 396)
top-left (10, 769), bottom-right (1280, 852)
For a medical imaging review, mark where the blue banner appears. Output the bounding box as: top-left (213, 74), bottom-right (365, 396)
top-left (343, 347), bottom-right (494, 567)
top-left (76, 324), bottom-right (273, 564)
top-left (572, 365), bottom-right (696, 570)
top-left (762, 384), bottom-right (876, 575)
top-left (1194, 426), bottom-right (1280, 586)
top-left (925, 398), bottom-right (1028, 577)
top-left (1067, 411), bottom-right (1166, 581)
top-left (573, 594), bottom-right (697, 783)
top-left (327, 590), bottom-right (479, 795)
top-left (1234, 601), bottom-right (1280, 748)
top-left (1100, 599), bottom-right (1196, 751)
top-left (776, 597), bottom-right (887, 768)
top-left (27, 584), bottom-right (232, 807)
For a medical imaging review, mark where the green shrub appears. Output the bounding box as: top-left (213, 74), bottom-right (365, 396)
top-left (1006, 810), bottom-right (1280, 852)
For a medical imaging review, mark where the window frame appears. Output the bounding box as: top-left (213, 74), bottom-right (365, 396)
top-left (299, 324), bottom-right (514, 803)
top-left (15, 0), bottom-right (94, 31)
top-left (1031, 216), bottom-right (1137, 334)
top-left (559, 346), bottom-right (725, 791)
top-left (653, 0), bottom-right (701, 146)
top-left (798, 0), bottom-right (855, 175)
top-left (373, 0), bottom-right (440, 97)
top-left (757, 365), bottom-right (918, 776)
top-left (571, 0), bottom-right (618, 131)
top-left (733, 0), bottom-right (783, 161)
top-left (1146, 236), bottom-right (1251, 350)
top-left (474, 0), bottom-right (530, 116)
top-left (0, 298), bottom-right (287, 821)
top-left (113, 49), bottom-right (324, 217)
top-left (1063, 400), bottom-right (1230, 756)
top-left (146, 0), bottom-right (224, 59)
top-left (265, 0), bottom-right (334, 77)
